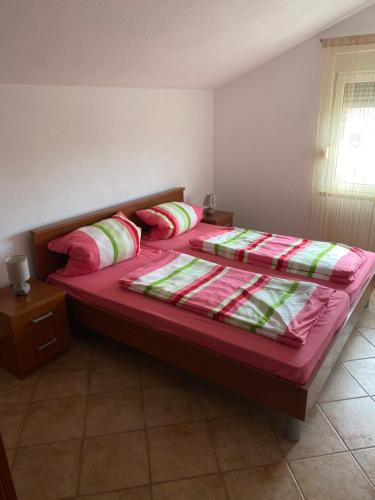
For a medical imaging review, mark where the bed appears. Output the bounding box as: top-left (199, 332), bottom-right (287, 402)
top-left (31, 187), bottom-right (375, 441)
top-left (47, 246), bottom-right (350, 385)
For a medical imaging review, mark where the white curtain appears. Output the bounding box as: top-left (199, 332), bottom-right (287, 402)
top-left (310, 35), bottom-right (375, 250)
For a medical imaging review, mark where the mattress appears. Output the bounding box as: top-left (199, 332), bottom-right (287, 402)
top-left (143, 223), bottom-right (375, 305)
top-left (49, 245), bottom-right (350, 385)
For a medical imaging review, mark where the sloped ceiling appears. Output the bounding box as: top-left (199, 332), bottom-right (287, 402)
top-left (0, 0), bottom-right (373, 89)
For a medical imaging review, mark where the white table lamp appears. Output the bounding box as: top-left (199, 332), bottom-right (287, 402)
top-left (203, 193), bottom-right (216, 215)
top-left (6, 255), bottom-right (31, 295)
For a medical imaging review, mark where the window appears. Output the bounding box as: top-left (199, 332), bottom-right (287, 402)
top-left (310, 37), bottom-right (375, 249)
top-left (332, 75), bottom-right (375, 194)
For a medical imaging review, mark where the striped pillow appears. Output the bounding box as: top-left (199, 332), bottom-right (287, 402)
top-left (48, 211), bottom-right (141, 276)
top-left (136, 202), bottom-right (203, 240)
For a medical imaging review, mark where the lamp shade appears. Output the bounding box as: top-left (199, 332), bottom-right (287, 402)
top-left (6, 255), bottom-right (30, 285)
top-left (203, 193), bottom-right (216, 214)
top-left (203, 193), bottom-right (216, 209)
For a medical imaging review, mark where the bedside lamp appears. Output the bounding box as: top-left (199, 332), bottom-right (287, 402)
top-left (203, 193), bottom-right (216, 215)
top-left (6, 255), bottom-right (31, 296)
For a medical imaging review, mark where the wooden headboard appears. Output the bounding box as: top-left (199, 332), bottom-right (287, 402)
top-left (31, 187), bottom-right (185, 280)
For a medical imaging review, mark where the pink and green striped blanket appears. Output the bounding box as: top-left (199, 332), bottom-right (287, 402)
top-left (120, 251), bottom-right (334, 348)
top-left (190, 228), bottom-right (365, 284)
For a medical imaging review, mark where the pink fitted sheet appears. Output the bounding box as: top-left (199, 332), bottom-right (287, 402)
top-left (143, 223), bottom-right (375, 305)
top-left (49, 245), bottom-right (350, 385)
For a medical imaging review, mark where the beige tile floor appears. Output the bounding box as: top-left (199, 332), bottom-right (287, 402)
top-left (1, 298), bottom-right (375, 500)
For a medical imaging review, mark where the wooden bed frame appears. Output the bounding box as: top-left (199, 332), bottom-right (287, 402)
top-left (31, 187), bottom-right (375, 441)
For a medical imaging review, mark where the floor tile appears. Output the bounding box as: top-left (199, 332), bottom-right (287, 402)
top-left (89, 365), bottom-right (140, 394)
top-left (148, 421), bottom-right (218, 482)
top-left (318, 364), bottom-right (366, 402)
top-left (344, 358), bottom-right (375, 394)
top-left (4, 323), bottom-right (375, 500)
top-left (153, 474), bottom-right (227, 500)
top-left (356, 308), bottom-right (375, 329)
top-left (340, 332), bottom-right (375, 361)
top-left (12, 440), bottom-right (81, 500)
top-left (0, 368), bottom-right (35, 390)
top-left (0, 403), bottom-right (28, 448)
top-left (290, 452), bottom-right (375, 500)
top-left (321, 397), bottom-right (375, 449)
top-left (198, 383), bottom-right (257, 419)
top-left (0, 369), bottom-right (37, 404)
top-left (5, 448), bottom-right (16, 466)
top-left (266, 405), bottom-right (345, 459)
top-left (140, 355), bottom-right (191, 388)
top-left (224, 462), bottom-right (302, 500)
top-left (20, 397), bottom-right (86, 446)
top-left (91, 338), bottom-right (139, 370)
top-left (79, 431), bottom-right (149, 495)
top-left (143, 384), bottom-right (202, 427)
top-left (52, 340), bottom-right (93, 367)
top-left (359, 328), bottom-right (375, 346)
top-left (0, 384), bottom-right (35, 405)
top-left (210, 413), bottom-right (282, 471)
top-left (86, 390), bottom-right (144, 436)
top-left (33, 366), bottom-right (89, 401)
top-left (77, 485), bottom-right (151, 499)
top-left (353, 447), bottom-right (375, 484)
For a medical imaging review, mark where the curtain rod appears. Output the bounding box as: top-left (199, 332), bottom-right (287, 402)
top-left (321, 33), bottom-right (375, 47)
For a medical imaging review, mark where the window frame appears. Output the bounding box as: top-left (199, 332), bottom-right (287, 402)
top-left (317, 44), bottom-right (375, 199)
top-left (328, 70), bottom-right (375, 197)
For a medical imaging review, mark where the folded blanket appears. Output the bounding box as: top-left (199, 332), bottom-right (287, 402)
top-left (190, 227), bottom-right (366, 284)
top-left (120, 251), bottom-right (334, 348)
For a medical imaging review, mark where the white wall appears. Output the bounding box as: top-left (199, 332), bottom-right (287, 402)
top-left (214, 3), bottom-right (375, 237)
top-left (0, 85), bottom-right (213, 286)
top-left (1, 3), bottom-right (373, 288)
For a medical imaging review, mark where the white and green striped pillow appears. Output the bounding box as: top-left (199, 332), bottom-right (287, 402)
top-left (48, 211), bottom-right (141, 275)
top-left (136, 202), bottom-right (203, 240)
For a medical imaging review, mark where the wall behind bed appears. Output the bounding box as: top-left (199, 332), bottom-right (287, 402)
top-left (0, 85), bottom-right (213, 287)
top-left (213, 3), bottom-right (375, 238)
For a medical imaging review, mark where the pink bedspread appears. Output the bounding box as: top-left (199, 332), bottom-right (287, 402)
top-left (49, 246), bottom-right (350, 385)
top-left (143, 223), bottom-right (375, 305)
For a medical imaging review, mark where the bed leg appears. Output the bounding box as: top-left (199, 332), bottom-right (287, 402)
top-left (284, 416), bottom-right (301, 442)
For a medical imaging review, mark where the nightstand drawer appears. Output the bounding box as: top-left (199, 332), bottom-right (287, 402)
top-left (18, 311), bottom-right (69, 376)
top-left (20, 326), bottom-right (69, 372)
top-left (14, 299), bottom-right (67, 340)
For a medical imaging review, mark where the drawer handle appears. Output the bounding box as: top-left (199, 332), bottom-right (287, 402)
top-left (36, 337), bottom-right (57, 351)
top-left (31, 311), bottom-right (53, 324)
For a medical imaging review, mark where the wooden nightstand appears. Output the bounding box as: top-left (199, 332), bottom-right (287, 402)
top-left (0, 279), bottom-right (70, 378)
top-left (201, 210), bottom-right (234, 227)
